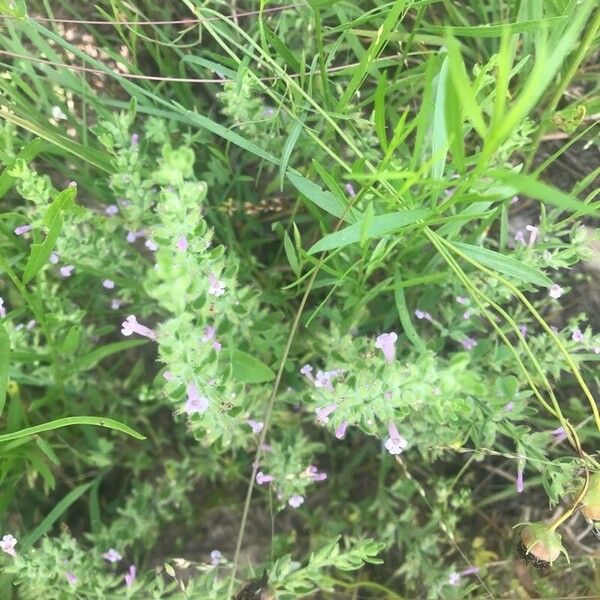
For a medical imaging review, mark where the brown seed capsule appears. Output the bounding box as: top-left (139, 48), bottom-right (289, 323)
top-left (519, 522), bottom-right (566, 565)
top-left (234, 571), bottom-right (276, 600)
top-left (581, 473), bottom-right (600, 521)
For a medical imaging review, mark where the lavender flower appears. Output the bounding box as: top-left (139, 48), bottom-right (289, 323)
top-left (102, 279), bottom-right (115, 289)
top-left (572, 328), bottom-right (584, 342)
top-left (384, 422), bottom-right (407, 455)
top-left (516, 460), bottom-right (525, 493)
top-left (315, 403), bottom-right (338, 424)
top-left (256, 472), bottom-right (274, 485)
top-left (0, 534), bottom-right (17, 557)
top-left (145, 239), bottom-right (158, 252)
top-left (551, 427), bottom-right (567, 444)
top-left (130, 133), bottom-right (139, 146)
top-left (65, 572), bottom-right (78, 586)
top-left (102, 548), bottom-right (122, 563)
top-left (526, 224), bottom-right (539, 246)
top-left (448, 572), bottom-right (461, 586)
top-left (345, 183), bottom-right (356, 198)
top-left (210, 550), bottom-right (223, 566)
top-left (201, 326), bottom-right (216, 342)
top-left (335, 421), bottom-right (348, 439)
top-left (111, 299), bottom-right (122, 310)
top-left (105, 204), bottom-right (119, 216)
top-left (519, 325), bottom-right (528, 337)
top-left (176, 236), bottom-right (188, 251)
top-left (121, 315), bottom-right (156, 340)
top-left (288, 495), bottom-right (304, 508)
top-left (300, 364), bottom-right (314, 381)
top-left (50, 252), bottom-right (59, 264)
top-left (60, 265), bottom-right (75, 278)
top-left (163, 370), bottom-right (174, 381)
top-left (549, 284), bottom-right (563, 299)
top-left (306, 465), bottom-right (327, 482)
top-left (247, 419), bottom-right (264, 434)
top-left (314, 370), bottom-right (334, 390)
top-left (375, 332), bottom-right (398, 363)
top-left (14, 224), bottom-right (32, 236)
top-left (0, 298), bottom-right (5, 319)
top-left (460, 337), bottom-right (477, 350)
top-left (415, 309), bottom-right (432, 321)
top-left (207, 272), bottom-right (226, 296)
top-left (504, 401), bottom-right (514, 412)
top-left (124, 565), bottom-right (136, 588)
top-left (184, 383), bottom-right (209, 415)
top-left (514, 230), bottom-right (526, 245)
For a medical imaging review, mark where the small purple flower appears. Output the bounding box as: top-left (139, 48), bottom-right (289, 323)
top-left (504, 401), bottom-right (514, 412)
top-left (516, 462), bottom-right (524, 493)
top-left (210, 550), bottom-right (223, 566)
top-left (102, 548), bottom-right (122, 563)
top-left (519, 324), bottom-right (528, 337)
top-left (549, 284), bottom-right (563, 299)
top-left (65, 572), bottom-right (78, 586)
top-left (208, 272), bottom-right (226, 297)
top-left (184, 382), bottom-right (209, 415)
top-left (300, 364), bottom-right (314, 382)
top-left (315, 403), bottom-right (338, 424)
top-left (50, 252), bottom-right (59, 264)
top-left (306, 465), bottom-right (327, 482)
top-left (247, 419), bottom-right (264, 434)
top-left (345, 183), bottom-right (356, 198)
top-left (572, 328), bottom-right (584, 342)
top-left (551, 427), bottom-right (567, 444)
top-left (526, 224), bottom-right (539, 246)
top-left (0, 534), bottom-right (17, 557)
top-left (126, 230), bottom-right (145, 243)
top-left (288, 495), bottom-right (304, 508)
top-left (461, 566), bottom-right (480, 576)
top-left (212, 340), bottom-right (222, 351)
top-left (456, 296), bottom-right (469, 305)
top-left (111, 298), bottom-right (122, 310)
top-left (385, 422), bottom-right (407, 455)
top-left (102, 279), bottom-right (115, 289)
top-left (314, 370), bottom-right (334, 390)
top-left (335, 421), bottom-right (348, 439)
top-left (460, 337), bottom-right (477, 350)
top-left (145, 239), bottom-right (158, 251)
top-left (60, 265), bottom-right (75, 278)
top-left (201, 326), bottom-right (216, 342)
top-left (176, 236), bottom-right (188, 251)
top-left (105, 204), bottom-right (119, 216)
top-left (514, 230), bottom-right (526, 245)
top-left (124, 565), bottom-right (136, 588)
top-left (415, 309), bottom-right (432, 321)
top-left (256, 472), bottom-right (274, 485)
top-left (14, 224), bottom-right (32, 236)
top-left (448, 572), bottom-right (461, 586)
top-left (375, 332), bottom-right (398, 363)
top-left (130, 133), bottom-right (139, 146)
top-left (0, 298), bottom-right (6, 319)
top-left (121, 315), bottom-right (156, 340)
top-left (163, 370), bottom-right (174, 381)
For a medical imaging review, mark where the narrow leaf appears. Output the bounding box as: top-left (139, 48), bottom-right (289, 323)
top-left (231, 350), bottom-right (275, 383)
top-left (0, 323), bottom-right (9, 418)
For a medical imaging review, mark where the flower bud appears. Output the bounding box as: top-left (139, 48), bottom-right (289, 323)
top-left (581, 473), bottom-right (600, 521)
top-left (519, 522), bottom-right (567, 565)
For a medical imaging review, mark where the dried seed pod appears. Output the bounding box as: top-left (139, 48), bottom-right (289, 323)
top-left (581, 473), bottom-right (600, 521)
top-left (518, 522), bottom-right (568, 565)
top-left (234, 571), bottom-right (276, 600)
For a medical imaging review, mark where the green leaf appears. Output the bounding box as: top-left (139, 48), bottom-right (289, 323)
top-left (0, 416), bottom-right (146, 444)
top-left (283, 230), bottom-right (300, 277)
top-left (231, 350), bottom-right (275, 383)
top-left (21, 481), bottom-right (94, 550)
top-left (394, 273), bottom-right (426, 352)
top-left (287, 170), bottom-right (357, 223)
top-left (431, 55), bottom-right (449, 180)
top-left (0, 323), bottom-right (9, 418)
top-left (62, 325), bottom-right (82, 354)
top-left (490, 168), bottom-right (597, 215)
top-left (71, 339), bottom-right (147, 372)
top-left (22, 187), bottom-right (77, 284)
top-left (452, 242), bottom-right (552, 287)
top-left (279, 118), bottom-right (303, 191)
top-left (308, 209), bottom-right (427, 254)
top-left (0, 138), bottom-right (44, 201)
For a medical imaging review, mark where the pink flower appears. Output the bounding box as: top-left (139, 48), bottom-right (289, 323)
top-left (415, 309), bottom-right (432, 321)
top-left (288, 495), bottom-right (304, 508)
top-left (201, 326), bottom-right (216, 342)
top-left (210, 550), bottom-right (223, 566)
top-left (247, 419), bottom-right (264, 434)
top-left (314, 370), bottom-right (334, 390)
top-left (176, 236), bottom-right (188, 251)
top-left (60, 265), bottom-right (75, 278)
top-left (105, 204), bottom-right (119, 216)
top-left (375, 332), bottom-right (398, 363)
top-left (65, 572), bottom-right (78, 586)
top-left (184, 382), bottom-right (209, 415)
top-left (207, 272), bottom-right (226, 296)
top-left (526, 224), bottom-right (539, 246)
top-left (0, 534), bottom-right (17, 557)
top-left (572, 328), bottom-right (584, 342)
top-left (315, 403), bottom-right (338, 424)
top-left (306, 465), bottom-right (327, 482)
top-left (163, 370), bottom-right (174, 381)
top-left (124, 565), bottom-right (136, 587)
top-left (549, 284), bottom-right (563, 299)
top-left (121, 315), bottom-right (156, 340)
top-left (551, 427), bottom-right (567, 443)
top-left (14, 224), bottom-right (32, 236)
top-left (102, 279), bottom-right (115, 289)
top-left (335, 421), bottom-right (348, 439)
top-left (256, 471), bottom-right (274, 485)
top-left (212, 340), bottom-right (221, 351)
top-left (131, 133), bottom-right (139, 146)
top-left (345, 183), bottom-right (356, 198)
top-left (300, 364), bottom-right (314, 382)
top-left (460, 337), bottom-right (477, 350)
top-left (102, 548), bottom-right (122, 563)
top-left (384, 422), bottom-right (407, 455)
